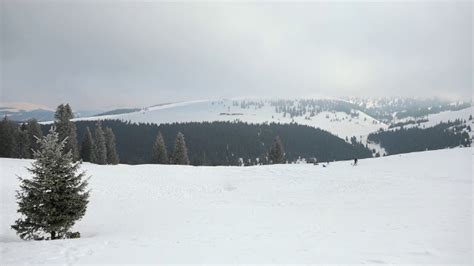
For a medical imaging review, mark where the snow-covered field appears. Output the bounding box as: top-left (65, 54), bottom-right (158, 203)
top-left (0, 148), bottom-right (472, 264)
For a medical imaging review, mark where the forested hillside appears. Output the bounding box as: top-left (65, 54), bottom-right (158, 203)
top-left (368, 120), bottom-right (471, 155)
top-left (41, 120), bottom-right (372, 165)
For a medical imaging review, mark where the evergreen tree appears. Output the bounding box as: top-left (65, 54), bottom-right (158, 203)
top-left (0, 116), bottom-right (17, 157)
top-left (11, 128), bottom-right (89, 240)
top-left (92, 122), bottom-right (107, 165)
top-left (54, 104), bottom-right (79, 161)
top-left (80, 127), bottom-right (94, 162)
top-left (151, 132), bottom-right (168, 164)
top-left (170, 132), bottom-right (189, 165)
top-left (26, 119), bottom-right (43, 155)
top-left (269, 136), bottom-right (285, 164)
top-left (104, 127), bottom-right (119, 164)
top-left (15, 124), bottom-right (30, 159)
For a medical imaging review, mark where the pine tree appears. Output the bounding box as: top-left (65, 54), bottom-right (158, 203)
top-left (92, 122), bottom-right (107, 165)
top-left (26, 119), bottom-right (43, 156)
top-left (11, 128), bottom-right (89, 240)
top-left (151, 132), bottom-right (168, 164)
top-left (170, 132), bottom-right (189, 165)
top-left (15, 124), bottom-right (30, 159)
top-left (0, 116), bottom-right (17, 157)
top-left (269, 136), bottom-right (285, 164)
top-left (80, 127), bottom-right (94, 162)
top-left (104, 127), bottom-right (119, 164)
top-left (54, 104), bottom-right (79, 161)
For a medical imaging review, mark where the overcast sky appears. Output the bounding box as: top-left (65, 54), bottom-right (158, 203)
top-left (1, 1), bottom-right (472, 109)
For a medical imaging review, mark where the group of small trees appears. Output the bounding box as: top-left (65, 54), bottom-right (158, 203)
top-left (151, 131), bottom-right (189, 165)
top-left (0, 117), bottom-right (43, 159)
top-left (0, 104), bottom-right (120, 165)
top-left (80, 122), bottom-right (119, 165)
top-left (54, 104), bottom-right (119, 165)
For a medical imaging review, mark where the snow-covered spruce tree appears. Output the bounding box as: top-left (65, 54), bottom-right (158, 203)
top-left (170, 132), bottom-right (189, 165)
top-left (104, 127), bottom-right (119, 165)
top-left (92, 122), bottom-right (107, 165)
top-left (54, 104), bottom-right (79, 161)
top-left (11, 128), bottom-right (89, 240)
top-left (80, 127), bottom-right (94, 162)
top-left (269, 136), bottom-right (285, 164)
top-left (152, 132), bottom-right (168, 164)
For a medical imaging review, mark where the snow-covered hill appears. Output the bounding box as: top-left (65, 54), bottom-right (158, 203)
top-left (392, 106), bottom-right (474, 129)
top-left (73, 99), bottom-right (387, 140)
top-left (1, 148), bottom-right (471, 264)
top-left (68, 98), bottom-right (472, 142)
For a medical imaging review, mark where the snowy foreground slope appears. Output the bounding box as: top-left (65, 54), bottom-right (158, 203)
top-left (1, 148), bottom-right (472, 264)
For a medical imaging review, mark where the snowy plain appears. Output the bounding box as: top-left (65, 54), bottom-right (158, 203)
top-left (0, 148), bottom-right (472, 264)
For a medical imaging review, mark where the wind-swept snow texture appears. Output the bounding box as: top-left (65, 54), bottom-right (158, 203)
top-left (1, 148), bottom-right (472, 264)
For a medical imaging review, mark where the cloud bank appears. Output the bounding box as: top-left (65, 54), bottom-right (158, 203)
top-left (1, 1), bottom-right (472, 108)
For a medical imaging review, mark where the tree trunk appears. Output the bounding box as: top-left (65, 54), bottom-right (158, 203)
top-left (51, 231), bottom-right (56, 240)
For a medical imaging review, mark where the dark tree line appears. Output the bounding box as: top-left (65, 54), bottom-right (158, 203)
top-left (4, 113), bottom-right (470, 166)
top-left (53, 120), bottom-right (373, 165)
top-left (368, 120), bottom-right (471, 155)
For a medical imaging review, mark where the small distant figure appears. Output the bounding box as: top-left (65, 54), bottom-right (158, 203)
top-left (353, 158), bottom-right (358, 166)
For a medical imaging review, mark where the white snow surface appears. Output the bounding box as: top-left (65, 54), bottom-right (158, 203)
top-left (70, 99), bottom-right (386, 140)
top-left (0, 148), bottom-right (472, 264)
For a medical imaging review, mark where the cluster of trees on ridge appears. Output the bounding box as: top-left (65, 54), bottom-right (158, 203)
top-left (228, 98), bottom-right (471, 124)
top-left (368, 119), bottom-right (471, 155)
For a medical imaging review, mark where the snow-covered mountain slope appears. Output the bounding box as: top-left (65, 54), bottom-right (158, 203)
top-left (73, 99), bottom-right (387, 140)
top-left (1, 148), bottom-right (471, 264)
top-left (394, 106), bottom-right (473, 128)
top-left (384, 106), bottom-right (474, 140)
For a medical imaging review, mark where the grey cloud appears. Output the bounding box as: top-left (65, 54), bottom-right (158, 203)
top-left (1, 1), bottom-right (472, 109)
